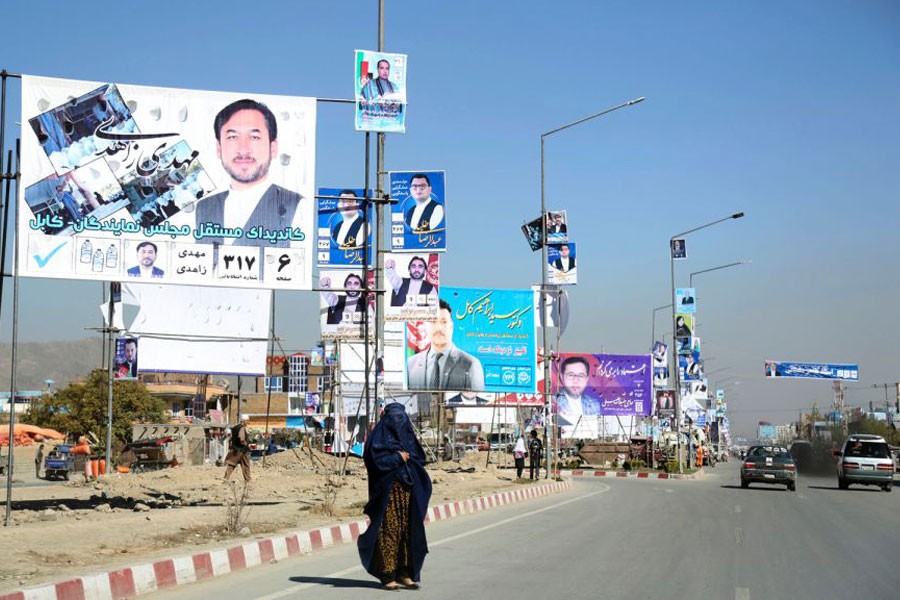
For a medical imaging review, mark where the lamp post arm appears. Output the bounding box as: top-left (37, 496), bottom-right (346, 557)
top-left (689, 260), bottom-right (750, 287)
top-left (541, 97), bottom-right (645, 141)
top-left (671, 212), bottom-right (745, 242)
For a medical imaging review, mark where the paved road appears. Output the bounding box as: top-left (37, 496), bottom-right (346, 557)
top-left (146, 461), bottom-right (900, 600)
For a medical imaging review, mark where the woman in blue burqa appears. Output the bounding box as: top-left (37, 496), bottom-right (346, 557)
top-left (357, 402), bottom-right (432, 590)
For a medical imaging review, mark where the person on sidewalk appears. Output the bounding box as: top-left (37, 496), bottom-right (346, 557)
top-left (528, 429), bottom-right (544, 480)
top-left (224, 415), bottom-right (252, 482)
top-left (35, 444), bottom-right (45, 479)
top-left (357, 403), bottom-right (432, 590)
top-left (513, 434), bottom-right (527, 479)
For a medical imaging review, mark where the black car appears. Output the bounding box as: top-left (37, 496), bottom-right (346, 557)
top-left (741, 445), bottom-right (797, 491)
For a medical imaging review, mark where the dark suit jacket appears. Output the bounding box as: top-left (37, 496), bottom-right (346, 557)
top-left (195, 184), bottom-right (301, 247)
top-left (126, 266), bottom-right (164, 278)
top-left (552, 257), bottom-right (575, 271)
top-left (407, 345), bottom-right (484, 391)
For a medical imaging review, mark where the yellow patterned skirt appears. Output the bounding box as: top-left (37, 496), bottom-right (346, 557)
top-left (372, 481), bottom-right (412, 583)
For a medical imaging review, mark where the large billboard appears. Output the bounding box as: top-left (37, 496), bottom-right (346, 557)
top-left (764, 360), bottom-right (859, 381)
top-left (551, 353), bottom-right (653, 428)
top-left (403, 287), bottom-right (536, 394)
top-left (20, 75), bottom-right (315, 290)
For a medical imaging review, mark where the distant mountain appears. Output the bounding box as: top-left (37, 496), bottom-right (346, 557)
top-left (0, 338), bottom-right (106, 391)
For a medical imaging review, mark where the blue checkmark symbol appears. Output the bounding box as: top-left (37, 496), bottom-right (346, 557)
top-left (33, 242), bottom-right (67, 268)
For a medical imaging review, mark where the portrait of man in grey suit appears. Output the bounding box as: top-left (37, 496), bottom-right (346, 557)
top-left (195, 98), bottom-right (302, 247)
top-left (407, 298), bottom-right (485, 391)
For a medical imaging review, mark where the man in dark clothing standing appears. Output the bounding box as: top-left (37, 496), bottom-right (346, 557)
top-left (528, 429), bottom-right (544, 480)
top-left (224, 415), bottom-right (252, 482)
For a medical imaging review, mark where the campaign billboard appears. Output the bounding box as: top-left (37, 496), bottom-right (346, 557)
top-left (316, 187), bottom-right (373, 267)
top-left (764, 360), bottom-right (859, 381)
top-left (403, 287), bottom-right (536, 394)
top-left (389, 170), bottom-right (446, 252)
top-left (551, 353), bottom-right (653, 423)
top-left (20, 75), bottom-right (315, 290)
top-left (354, 50), bottom-right (407, 133)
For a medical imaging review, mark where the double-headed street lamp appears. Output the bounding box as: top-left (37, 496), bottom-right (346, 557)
top-left (539, 96), bottom-right (645, 477)
top-left (669, 212), bottom-right (744, 472)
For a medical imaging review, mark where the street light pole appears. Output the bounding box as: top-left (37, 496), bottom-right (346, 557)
top-left (540, 96), bottom-right (645, 478)
top-left (670, 212), bottom-right (744, 473)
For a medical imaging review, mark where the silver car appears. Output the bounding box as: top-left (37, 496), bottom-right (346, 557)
top-left (835, 434), bottom-right (894, 492)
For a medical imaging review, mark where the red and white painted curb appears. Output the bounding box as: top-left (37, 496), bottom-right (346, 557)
top-left (560, 469), bottom-right (703, 480)
top-left (0, 480), bottom-right (570, 600)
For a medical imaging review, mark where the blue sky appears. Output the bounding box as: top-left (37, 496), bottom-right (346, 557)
top-left (1, 1), bottom-right (898, 437)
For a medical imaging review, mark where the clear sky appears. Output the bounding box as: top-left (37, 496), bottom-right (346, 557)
top-left (1, 1), bottom-right (898, 438)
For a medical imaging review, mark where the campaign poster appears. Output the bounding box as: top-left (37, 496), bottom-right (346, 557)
top-left (114, 337), bottom-right (138, 379)
top-left (546, 243), bottom-right (577, 285)
top-left (656, 389), bottom-right (675, 418)
top-left (389, 170), bottom-right (446, 251)
top-left (354, 50), bottom-right (407, 133)
top-left (20, 75), bottom-right (315, 290)
top-left (680, 351), bottom-right (703, 381)
top-left (317, 187), bottom-right (374, 267)
top-left (443, 390), bottom-right (543, 407)
top-left (521, 216), bottom-right (543, 251)
top-left (675, 287), bottom-right (696, 314)
top-left (404, 287), bottom-right (536, 394)
top-left (764, 360), bottom-right (859, 381)
top-left (318, 268), bottom-right (375, 339)
top-left (384, 252), bottom-right (440, 322)
top-left (671, 238), bottom-right (687, 260)
top-left (545, 210), bottom-right (568, 244)
top-left (652, 340), bottom-right (669, 388)
top-left (552, 352), bottom-right (652, 417)
top-left (674, 314), bottom-right (694, 340)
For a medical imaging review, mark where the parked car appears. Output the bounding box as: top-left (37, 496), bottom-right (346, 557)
top-left (741, 445), bottom-right (797, 491)
top-left (835, 434), bottom-right (893, 492)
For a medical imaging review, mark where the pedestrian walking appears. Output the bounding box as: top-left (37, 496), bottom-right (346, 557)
top-left (357, 402), bottom-right (432, 590)
top-left (528, 429), bottom-right (544, 480)
top-left (513, 434), bottom-right (526, 479)
top-left (224, 415), bottom-right (252, 482)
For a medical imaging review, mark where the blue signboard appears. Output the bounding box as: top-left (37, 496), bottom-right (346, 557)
top-left (317, 187), bottom-right (373, 267)
top-left (390, 170), bottom-right (446, 252)
top-left (764, 360), bottom-right (859, 381)
top-left (404, 287), bottom-right (535, 394)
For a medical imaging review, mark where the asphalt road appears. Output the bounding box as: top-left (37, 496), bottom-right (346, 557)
top-left (146, 461), bottom-right (900, 600)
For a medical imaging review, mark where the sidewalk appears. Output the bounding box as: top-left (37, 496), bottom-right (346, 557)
top-left (0, 479), bottom-right (571, 600)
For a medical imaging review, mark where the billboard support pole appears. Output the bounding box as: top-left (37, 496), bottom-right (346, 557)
top-left (369, 0), bottom-right (386, 433)
top-left (105, 286), bottom-right (115, 474)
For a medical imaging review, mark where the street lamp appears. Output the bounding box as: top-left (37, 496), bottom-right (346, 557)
top-left (689, 260), bottom-right (751, 288)
top-left (669, 212), bottom-right (744, 472)
top-left (540, 96), bottom-right (645, 477)
top-left (650, 303), bottom-right (672, 351)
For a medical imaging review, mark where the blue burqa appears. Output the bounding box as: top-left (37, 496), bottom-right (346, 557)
top-left (357, 403), bottom-right (432, 582)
